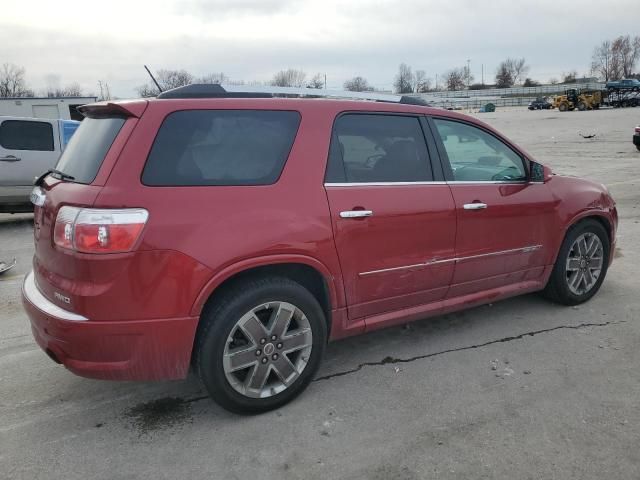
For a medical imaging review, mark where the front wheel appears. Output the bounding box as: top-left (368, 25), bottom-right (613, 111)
top-left (543, 219), bottom-right (610, 305)
top-left (195, 277), bottom-right (327, 413)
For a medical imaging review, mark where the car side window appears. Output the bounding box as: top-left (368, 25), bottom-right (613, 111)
top-left (433, 118), bottom-right (526, 182)
top-left (325, 114), bottom-right (432, 183)
top-left (0, 120), bottom-right (54, 151)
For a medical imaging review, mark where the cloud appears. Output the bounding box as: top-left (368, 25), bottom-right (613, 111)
top-left (1, 0), bottom-right (639, 97)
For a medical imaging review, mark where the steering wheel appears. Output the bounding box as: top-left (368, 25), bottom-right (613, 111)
top-left (364, 153), bottom-right (385, 168)
top-left (491, 166), bottom-right (521, 181)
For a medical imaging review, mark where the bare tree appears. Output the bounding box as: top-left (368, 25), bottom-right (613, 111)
top-left (414, 70), bottom-right (432, 93)
top-left (0, 63), bottom-right (33, 97)
top-left (591, 35), bottom-right (640, 81)
top-left (394, 63), bottom-right (414, 94)
top-left (561, 70), bottom-right (578, 83)
top-left (272, 69), bottom-right (307, 87)
top-left (494, 58), bottom-right (529, 87)
top-left (591, 40), bottom-right (614, 81)
top-left (495, 62), bottom-right (514, 88)
top-left (307, 73), bottom-right (325, 89)
top-left (343, 76), bottom-right (373, 92)
top-left (443, 68), bottom-right (466, 91)
top-left (199, 72), bottom-right (228, 84)
top-left (523, 78), bottom-right (540, 87)
top-left (614, 35), bottom-right (640, 78)
top-left (548, 77), bottom-right (559, 85)
top-left (98, 81), bottom-right (112, 101)
top-left (136, 68), bottom-right (194, 97)
top-left (46, 82), bottom-right (84, 97)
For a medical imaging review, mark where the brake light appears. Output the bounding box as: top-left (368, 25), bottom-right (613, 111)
top-left (635, 126), bottom-right (640, 134)
top-left (54, 207), bottom-right (148, 253)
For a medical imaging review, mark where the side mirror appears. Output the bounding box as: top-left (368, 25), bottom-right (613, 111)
top-left (530, 161), bottom-right (553, 183)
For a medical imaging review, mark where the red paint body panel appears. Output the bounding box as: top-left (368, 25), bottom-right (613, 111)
top-left (21, 97), bottom-right (618, 381)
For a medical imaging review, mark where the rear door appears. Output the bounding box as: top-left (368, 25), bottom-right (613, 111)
top-left (0, 118), bottom-right (59, 187)
top-left (429, 116), bottom-right (556, 297)
top-left (324, 113), bottom-right (457, 322)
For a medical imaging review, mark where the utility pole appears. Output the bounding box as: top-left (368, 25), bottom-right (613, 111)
top-left (324, 74), bottom-right (327, 90)
top-left (482, 64), bottom-right (484, 85)
top-left (467, 59), bottom-right (471, 88)
top-left (435, 73), bottom-right (438, 91)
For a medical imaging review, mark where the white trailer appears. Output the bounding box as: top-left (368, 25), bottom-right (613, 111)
top-left (0, 97), bottom-right (97, 121)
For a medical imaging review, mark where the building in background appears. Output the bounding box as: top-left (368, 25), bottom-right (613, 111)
top-left (0, 96), bottom-right (97, 121)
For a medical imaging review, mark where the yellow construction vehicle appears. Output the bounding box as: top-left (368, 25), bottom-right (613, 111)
top-left (552, 88), bottom-right (603, 111)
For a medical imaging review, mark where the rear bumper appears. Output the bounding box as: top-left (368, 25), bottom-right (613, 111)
top-left (633, 134), bottom-right (640, 147)
top-left (22, 271), bottom-right (199, 381)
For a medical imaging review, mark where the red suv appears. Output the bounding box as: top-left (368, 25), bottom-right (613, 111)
top-left (22, 85), bottom-right (617, 413)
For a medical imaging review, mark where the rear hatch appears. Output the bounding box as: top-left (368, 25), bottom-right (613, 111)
top-left (31, 101), bottom-right (146, 318)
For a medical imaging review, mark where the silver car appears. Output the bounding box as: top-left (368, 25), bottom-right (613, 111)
top-left (0, 116), bottom-right (79, 213)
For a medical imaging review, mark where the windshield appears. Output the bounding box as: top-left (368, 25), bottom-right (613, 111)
top-left (55, 117), bottom-right (125, 184)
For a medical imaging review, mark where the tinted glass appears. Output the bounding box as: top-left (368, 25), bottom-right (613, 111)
top-left (142, 110), bottom-right (301, 186)
top-left (433, 119), bottom-right (526, 182)
top-left (326, 114), bottom-right (432, 183)
top-left (0, 120), bottom-right (54, 151)
top-left (55, 117), bottom-right (125, 184)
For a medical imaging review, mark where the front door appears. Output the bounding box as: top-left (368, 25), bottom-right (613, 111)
top-left (324, 113), bottom-right (457, 320)
top-left (429, 117), bottom-right (556, 297)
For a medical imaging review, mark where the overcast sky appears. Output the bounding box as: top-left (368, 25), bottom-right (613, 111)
top-left (2, 0), bottom-right (638, 97)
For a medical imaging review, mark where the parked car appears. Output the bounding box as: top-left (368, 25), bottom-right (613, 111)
top-left (634, 125), bottom-right (640, 151)
top-left (22, 85), bottom-right (618, 413)
top-left (0, 116), bottom-right (80, 213)
top-left (606, 79), bottom-right (640, 91)
top-left (528, 98), bottom-right (552, 110)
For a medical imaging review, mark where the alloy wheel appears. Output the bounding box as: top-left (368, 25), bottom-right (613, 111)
top-left (222, 301), bottom-right (313, 399)
top-left (565, 232), bottom-right (604, 295)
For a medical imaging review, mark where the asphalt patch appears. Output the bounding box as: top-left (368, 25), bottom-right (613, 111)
top-left (124, 396), bottom-right (193, 435)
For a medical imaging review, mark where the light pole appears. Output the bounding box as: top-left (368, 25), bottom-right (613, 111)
top-left (467, 59), bottom-right (471, 88)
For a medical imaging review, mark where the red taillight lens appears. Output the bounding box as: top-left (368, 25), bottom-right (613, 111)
top-left (635, 126), bottom-right (640, 134)
top-left (54, 207), bottom-right (148, 253)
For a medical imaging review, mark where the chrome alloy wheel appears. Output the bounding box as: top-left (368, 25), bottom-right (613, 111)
top-left (222, 301), bottom-right (313, 399)
top-left (565, 232), bottom-right (604, 295)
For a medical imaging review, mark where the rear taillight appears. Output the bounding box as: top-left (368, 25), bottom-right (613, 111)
top-left (54, 207), bottom-right (148, 253)
top-left (635, 126), bottom-right (640, 134)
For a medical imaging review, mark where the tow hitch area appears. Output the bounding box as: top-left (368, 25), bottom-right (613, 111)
top-left (0, 258), bottom-right (17, 275)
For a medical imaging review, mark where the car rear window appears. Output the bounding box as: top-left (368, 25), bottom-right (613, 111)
top-left (55, 117), bottom-right (125, 184)
top-left (142, 110), bottom-right (301, 186)
top-left (0, 120), bottom-right (54, 151)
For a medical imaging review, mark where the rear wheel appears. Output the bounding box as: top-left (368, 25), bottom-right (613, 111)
top-left (543, 220), bottom-right (610, 305)
top-left (577, 102), bottom-right (587, 111)
top-left (559, 103), bottom-right (568, 112)
top-left (196, 277), bottom-right (327, 414)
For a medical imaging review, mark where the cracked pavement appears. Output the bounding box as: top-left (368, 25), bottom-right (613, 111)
top-left (1, 107), bottom-right (640, 479)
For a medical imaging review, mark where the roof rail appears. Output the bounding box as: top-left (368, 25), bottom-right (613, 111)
top-left (156, 83), bottom-right (432, 106)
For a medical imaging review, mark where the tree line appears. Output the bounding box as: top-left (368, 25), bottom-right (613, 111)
top-left (1, 34), bottom-right (639, 99)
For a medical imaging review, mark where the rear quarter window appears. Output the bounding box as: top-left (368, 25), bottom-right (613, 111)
top-left (142, 110), bottom-right (301, 186)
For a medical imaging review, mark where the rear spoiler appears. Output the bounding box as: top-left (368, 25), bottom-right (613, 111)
top-left (78, 100), bottom-right (148, 119)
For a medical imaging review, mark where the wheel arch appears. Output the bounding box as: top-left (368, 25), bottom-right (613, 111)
top-left (551, 211), bottom-right (613, 266)
top-left (190, 255), bottom-right (341, 331)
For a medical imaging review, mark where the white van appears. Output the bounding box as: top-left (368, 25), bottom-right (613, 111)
top-left (0, 116), bottom-right (79, 213)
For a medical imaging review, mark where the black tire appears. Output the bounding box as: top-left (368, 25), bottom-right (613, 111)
top-left (195, 277), bottom-right (327, 414)
top-left (559, 103), bottom-right (568, 112)
top-left (636, 145), bottom-right (640, 152)
top-left (543, 219), bottom-right (610, 306)
top-left (577, 102), bottom-right (587, 111)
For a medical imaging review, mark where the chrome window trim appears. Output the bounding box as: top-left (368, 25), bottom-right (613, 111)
top-left (325, 181), bottom-right (448, 187)
top-left (447, 180), bottom-right (528, 185)
top-left (358, 245), bottom-right (542, 277)
top-left (324, 180), bottom-right (539, 187)
top-left (22, 271), bottom-right (88, 322)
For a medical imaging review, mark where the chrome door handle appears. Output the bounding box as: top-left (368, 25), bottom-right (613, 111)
top-left (340, 210), bottom-right (373, 218)
top-left (463, 203), bottom-right (487, 210)
top-left (0, 155), bottom-right (21, 162)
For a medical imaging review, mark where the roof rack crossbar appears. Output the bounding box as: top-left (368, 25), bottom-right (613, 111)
top-left (156, 83), bottom-right (432, 106)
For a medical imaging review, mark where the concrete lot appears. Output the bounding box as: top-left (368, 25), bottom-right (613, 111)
top-left (1, 106), bottom-right (639, 479)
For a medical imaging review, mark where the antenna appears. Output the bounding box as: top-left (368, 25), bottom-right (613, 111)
top-left (144, 65), bottom-right (163, 93)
